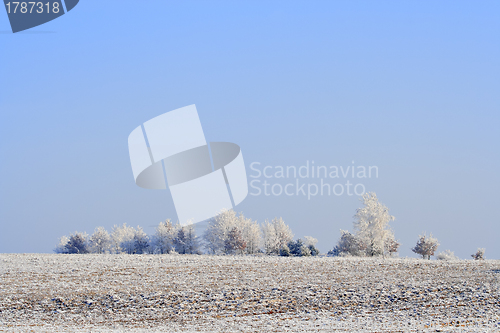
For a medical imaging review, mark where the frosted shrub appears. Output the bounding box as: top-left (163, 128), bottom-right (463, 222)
top-left (308, 244), bottom-right (319, 256)
top-left (65, 232), bottom-right (89, 254)
top-left (436, 250), bottom-right (459, 261)
top-left (304, 236), bottom-right (320, 256)
top-left (412, 233), bottom-right (439, 260)
top-left (279, 244), bottom-right (291, 256)
top-left (329, 230), bottom-right (365, 257)
top-left (285, 239), bottom-right (311, 257)
top-left (471, 248), bottom-right (485, 260)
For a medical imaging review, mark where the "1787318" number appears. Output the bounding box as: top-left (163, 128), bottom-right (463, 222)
top-left (5, 2), bottom-right (60, 14)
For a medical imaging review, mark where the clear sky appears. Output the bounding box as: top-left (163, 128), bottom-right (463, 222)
top-left (1, 1), bottom-right (499, 258)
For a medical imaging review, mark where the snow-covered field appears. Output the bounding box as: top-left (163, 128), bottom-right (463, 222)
top-left (1, 254), bottom-right (499, 332)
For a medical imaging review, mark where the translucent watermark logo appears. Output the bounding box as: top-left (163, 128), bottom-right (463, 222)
top-left (3, 0), bottom-right (79, 33)
top-left (249, 161), bottom-right (378, 199)
top-left (128, 105), bottom-right (248, 225)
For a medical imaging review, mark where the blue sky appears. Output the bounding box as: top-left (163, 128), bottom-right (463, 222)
top-left (1, 1), bottom-right (499, 258)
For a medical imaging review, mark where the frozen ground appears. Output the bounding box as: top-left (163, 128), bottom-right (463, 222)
top-left (0, 254), bottom-right (499, 332)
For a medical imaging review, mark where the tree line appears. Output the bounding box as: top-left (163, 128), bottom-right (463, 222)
top-left (55, 211), bottom-right (319, 256)
top-left (55, 192), bottom-right (486, 260)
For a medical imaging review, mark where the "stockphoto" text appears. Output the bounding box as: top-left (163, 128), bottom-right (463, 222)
top-left (249, 161), bottom-right (378, 199)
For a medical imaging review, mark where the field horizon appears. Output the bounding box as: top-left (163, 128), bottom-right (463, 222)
top-left (1, 254), bottom-right (499, 332)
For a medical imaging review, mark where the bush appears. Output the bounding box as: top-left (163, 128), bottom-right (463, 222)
top-left (279, 244), bottom-right (291, 257)
top-left (54, 236), bottom-right (70, 254)
top-left (308, 244), bottom-right (319, 256)
top-left (436, 250), bottom-right (458, 261)
top-left (471, 248), bottom-right (485, 260)
top-left (286, 239), bottom-right (311, 257)
top-left (330, 230), bottom-right (366, 257)
top-left (304, 236), bottom-right (319, 256)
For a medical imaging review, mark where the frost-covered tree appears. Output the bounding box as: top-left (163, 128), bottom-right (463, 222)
top-left (262, 220), bottom-right (278, 254)
top-left (65, 232), bottom-right (89, 254)
top-left (203, 210), bottom-right (265, 255)
top-left (203, 210), bottom-right (238, 254)
top-left (437, 250), bottom-right (459, 261)
top-left (330, 194), bottom-right (399, 257)
top-left (183, 224), bottom-right (201, 254)
top-left (237, 214), bottom-right (262, 254)
top-left (152, 219), bottom-right (179, 254)
top-left (224, 227), bottom-right (247, 254)
top-left (89, 227), bottom-right (111, 254)
top-left (174, 227), bottom-right (188, 254)
top-left (471, 248), bottom-right (485, 260)
top-left (329, 230), bottom-right (366, 257)
top-left (353, 192), bottom-right (396, 257)
top-left (412, 233), bottom-right (439, 260)
top-left (385, 238), bottom-right (400, 257)
top-left (273, 217), bottom-right (294, 251)
top-left (174, 223), bottom-right (201, 254)
top-left (110, 224), bottom-right (136, 254)
top-left (54, 235), bottom-right (70, 254)
top-left (261, 217), bottom-right (293, 254)
top-left (133, 226), bottom-right (149, 254)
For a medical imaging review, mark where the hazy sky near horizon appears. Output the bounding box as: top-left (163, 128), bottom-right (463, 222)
top-left (1, 1), bottom-right (499, 258)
